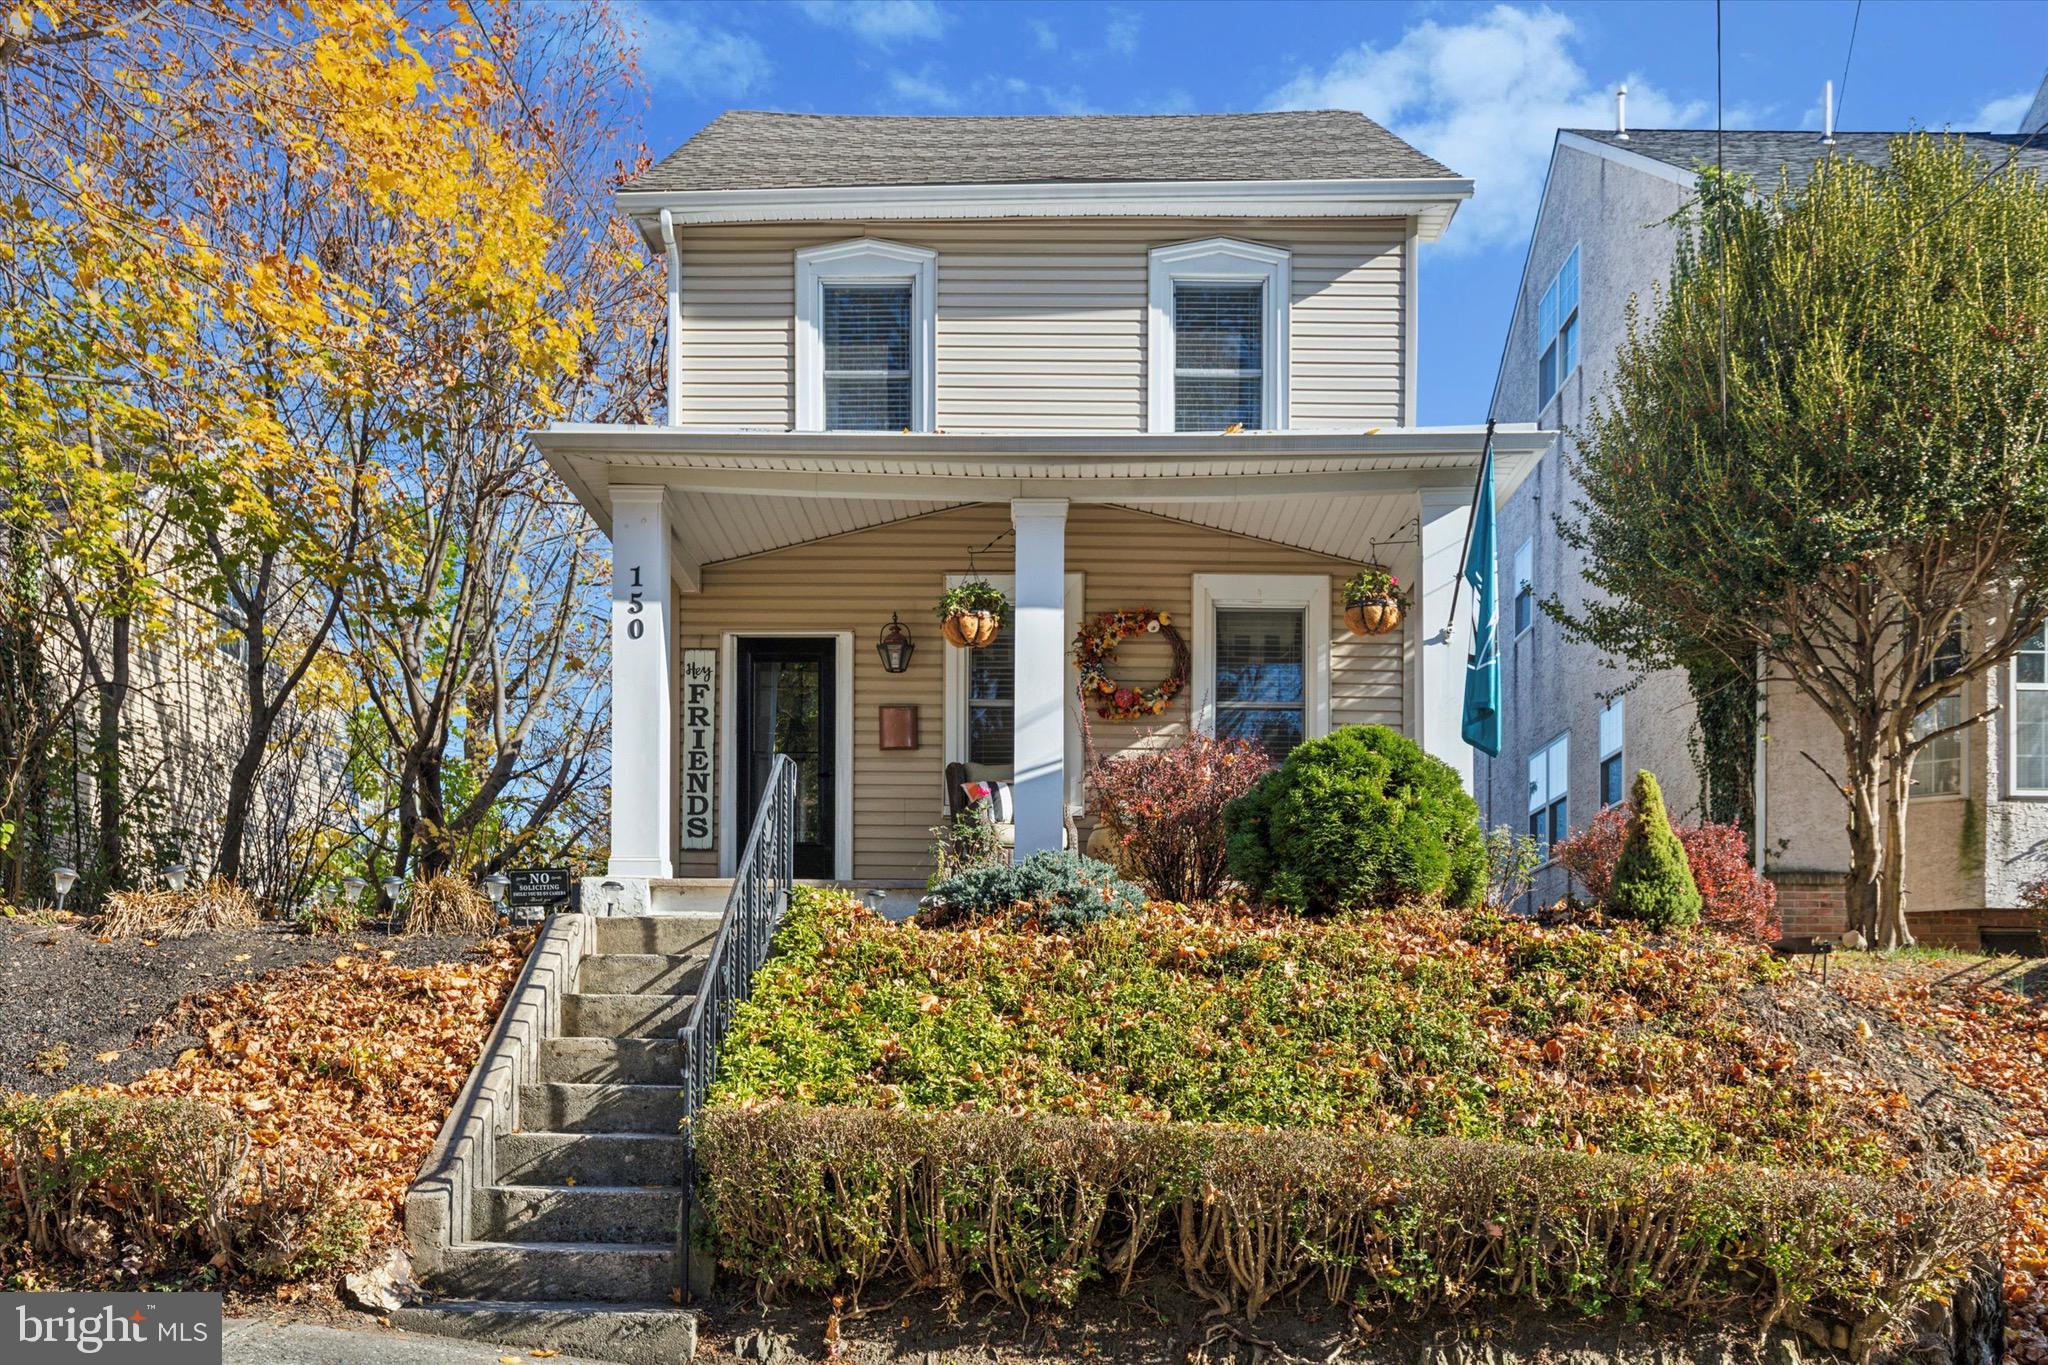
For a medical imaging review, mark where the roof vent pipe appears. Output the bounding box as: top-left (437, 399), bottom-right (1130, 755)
top-left (1615, 85), bottom-right (1628, 140)
top-left (1821, 79), bottom-right (1836, 146)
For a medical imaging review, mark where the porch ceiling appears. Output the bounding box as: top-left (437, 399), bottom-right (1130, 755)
top-left (533, 423), bottom-right (1549, 580)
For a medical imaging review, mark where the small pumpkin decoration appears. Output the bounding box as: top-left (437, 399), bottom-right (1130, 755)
top-left (1342, 567), bottom-right (1411, 637)
top-left (935, 579), bottom-right (1010, 649)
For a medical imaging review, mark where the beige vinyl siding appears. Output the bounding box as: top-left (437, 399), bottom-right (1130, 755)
top-left (674, 502), bottom-right (1403, 881)
top-left (673, 217), bottom-right (1410, 432)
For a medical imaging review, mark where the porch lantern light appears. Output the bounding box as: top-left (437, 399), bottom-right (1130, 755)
top-left (52, 865), bottom-right (78, 911)
top-left (876, 613), bottom-right (915, 674)
top-left (483, 872), bottom-right (510, 905)
top-left (341, 875), bottom-right (368, 904)
top-left (163, 863), bottom-right (190, 893)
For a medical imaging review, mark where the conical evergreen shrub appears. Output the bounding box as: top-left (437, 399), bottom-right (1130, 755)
top-left (1607, 770), bottom-right (1701, 929)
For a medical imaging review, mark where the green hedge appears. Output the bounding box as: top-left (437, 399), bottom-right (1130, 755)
top-left (697, 1103), bottom-right (1991, 1355)
top-left (0, 1093), bottom-right (366, 1282)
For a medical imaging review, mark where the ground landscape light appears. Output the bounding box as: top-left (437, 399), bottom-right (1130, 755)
top-left (381, 875), bottom-right (406, 902)
top-left (51, 864), bottom-right (77, 910)
top-left (484, 871), bottom-right (510, 904)
top-left (163, 863), bottom-right (190, 893)
top-left (342, 875), bottom-right (368, 903)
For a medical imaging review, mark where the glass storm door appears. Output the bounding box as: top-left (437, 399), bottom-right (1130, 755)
top-left (735, 638), bottom-right (836, 879)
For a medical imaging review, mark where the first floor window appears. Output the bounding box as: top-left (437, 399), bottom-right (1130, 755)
top-left (1910, 693), bottom-right (1964, 797)
top-left (1529, 733), bottom-right (1569, 855)
top-left (1598, 696), bottom-right (1625, 806)
top-left (821, 282), bottom-right (912, 431)
top-left (2017, 625), bottom-right (2047, 793)
top-left (1214, 608), bottom-right (1305, 757)
top-left (966, 629), bottom-right (1014, 772)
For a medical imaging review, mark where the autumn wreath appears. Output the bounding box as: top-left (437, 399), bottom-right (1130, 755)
top-left (1073, 608), bottom-right (1190, 721)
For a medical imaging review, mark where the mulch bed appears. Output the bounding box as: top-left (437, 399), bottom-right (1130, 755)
top-left (0, 917), bottom-right (488, 1095)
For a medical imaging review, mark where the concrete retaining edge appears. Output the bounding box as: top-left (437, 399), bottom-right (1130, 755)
top-left (405, 911), bottom-right (594, 1275)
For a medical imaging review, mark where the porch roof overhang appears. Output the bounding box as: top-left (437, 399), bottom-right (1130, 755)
top-left (532, 423), bottom-right (1550, 590)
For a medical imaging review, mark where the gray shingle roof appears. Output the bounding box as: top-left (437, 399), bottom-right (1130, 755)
top-left (1569, 128), bottom-right (2048, 189)
top-left (626, 110), bottom-right (1461, 194)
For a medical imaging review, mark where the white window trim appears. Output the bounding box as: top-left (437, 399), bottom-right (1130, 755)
top-left (1147, 237), bottom-right (1290, 434)
top-left (2009, 633), bottom-right (2048, 798)
top-left (1538, 244), bottom-right (1580, 412)
top-left (942, 572), bottom-right (1086, 811)
top-left (716, 631), bottom-right (855, 881)
top-left (794, 237), bottom-right (937, 433)
top-left (1190, 574), bottom-right (1330, 742)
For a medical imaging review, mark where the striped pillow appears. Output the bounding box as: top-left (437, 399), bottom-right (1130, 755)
top-left (960, 779), bottom-right (1014, 822)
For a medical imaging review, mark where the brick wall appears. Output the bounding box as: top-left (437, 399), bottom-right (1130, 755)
top-left (1767, 868), bottom-right (2041, 950)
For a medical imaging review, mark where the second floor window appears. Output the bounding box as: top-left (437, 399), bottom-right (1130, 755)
top-left (1599, 696), bottom-right (1625, 806)
top-left (1173, 282), bottom-right (1263, 431)
top-left (822, 284), bottom-right (912, 431)
top-left (1911, 623), bottom-right (1965, 798)
top-left (1538, 245), bottom-right (1579, 409)
top-left (2015, 625), bottom-right (2047, 795)
top-left (795, 237), bottom-right (935, 433)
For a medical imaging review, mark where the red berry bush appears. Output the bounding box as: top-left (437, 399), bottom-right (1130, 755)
top-left (1086, 733), bottom-right (1272, 903)
top-left (1556, 803), bottom-right (1780, 942)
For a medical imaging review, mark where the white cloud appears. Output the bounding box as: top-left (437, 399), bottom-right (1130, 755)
top-left (623, 4), bottom-right (769, 97)
top-left (1967, 89), bottom-right (2034, 131)
top-left (1028, 17), bottom-right (1058, 52)
top-left (887, 66), bottom-right (960, 110)
top-left (1103, 8), bottom-right (1139, 57)
top-left (1268, 4), bottom-right (1704, 253)
top-left (797, 0), bottom-right (949, 47)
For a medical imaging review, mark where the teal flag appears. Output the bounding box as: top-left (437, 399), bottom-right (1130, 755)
top-left (1460, 430), bottom-right (1501, 756)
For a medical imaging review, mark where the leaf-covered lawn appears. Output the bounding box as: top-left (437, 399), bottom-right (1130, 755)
top-left (107, 934), bottom-right (532, 1239)
top-left (714, 891), bottom-right (1919, 1176)
top-left (1835, 965), bottom-right (2048, 1365)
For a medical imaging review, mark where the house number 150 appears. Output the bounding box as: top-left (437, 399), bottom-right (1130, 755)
top-left (626, 565), bottom-right (645, 639)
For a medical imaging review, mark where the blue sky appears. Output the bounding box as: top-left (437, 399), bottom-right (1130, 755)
top-left (623, 0), bottom-right (2047, 424)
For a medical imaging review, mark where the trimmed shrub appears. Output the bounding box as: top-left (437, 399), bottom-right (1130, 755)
top-left (1085, 732), bottom-right (1273, 902)
top-left (0, 1093), bottom-right (367, 1280)
top-left (403, 874), bottom-right (499, 936)
top-left (1556, 804), bottom-right (1780, 941)
top-left (99, 878), bottom-right (261, 939)
top-left (1223, 725), bottom-right (1484, 913)
top-left (1608, 771), bottom-right (1702, 930)
top-left (921, 850), bottom-right (1146, 932)
top-left (697, 1102), bottom-right (1992, 1353)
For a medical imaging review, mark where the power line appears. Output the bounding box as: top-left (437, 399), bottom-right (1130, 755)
top-left (1834, 0), bottom-right (1863, 128)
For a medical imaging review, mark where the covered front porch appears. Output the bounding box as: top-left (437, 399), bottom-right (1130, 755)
top-left (536, 427), bottom-right (1545, 902)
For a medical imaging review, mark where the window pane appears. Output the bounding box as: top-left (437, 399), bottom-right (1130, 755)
top-left (1549, 796), bottom-right (1569, 847)
top-left (1514, 589), bottom-right (1533, 634)
top-left (1216, 609), bottom-right (1303, 705)
top-left (2017, 627), bottom-right (2044, 684)
top-left (823, 283), bottom-right (911, 431)
top-left (1600, 755), bottom-right (1622, 807)
top-left (1173, 282), bottom-right (1262, 370)
top-left (1561, 313), bottom-right (1578, 378)
top-left (1559, 248), bottom-right (1578, 313)
top-left (1599, 698), bottom-right (1624, 758)
top-left (1538, 280), bottom-right (1557, 342)
top-left (967, 631), bottom-right (1014, 770)
top-left (2017, 690), bottom-right (2048, 792)
top-left (1910, 696), bottom-right (1963, 797)
top-left (1216, 706), bottom-right (1303, 756)
top-left (1175, 376), bottom-right (1261, 431)
top-left (1539, 343), bottom-right (1557, 405)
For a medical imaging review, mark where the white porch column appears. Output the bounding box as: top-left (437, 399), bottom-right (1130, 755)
top-left (1417, 489), bottom-right (1475, 795)
top-left (608, 486), bottom-right (676, 878)
top-left (1010, 498), bottom-right (1069, 857)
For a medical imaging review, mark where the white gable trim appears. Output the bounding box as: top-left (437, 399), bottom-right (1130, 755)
top-left (1147, 237), bottom-right (1291, 435)
top-left (1555, 131), bottom-right (1702, 189)
top-left (794, 237), bottom-right (937, 434)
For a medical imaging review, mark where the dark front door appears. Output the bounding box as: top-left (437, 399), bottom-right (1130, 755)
top-left (735, 638), bottom-right (836, 879)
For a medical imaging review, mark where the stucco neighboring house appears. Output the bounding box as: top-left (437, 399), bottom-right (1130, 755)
top-left (533, 110), bottom-right (1549, 911)
top-left (1485, 99), bottom-right (2048, 948)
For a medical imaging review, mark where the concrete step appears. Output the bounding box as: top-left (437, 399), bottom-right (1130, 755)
top-left (594, 914), bottom-right (722, 956)
top-left (561, 992), bottom-right (697, 1039)
top-left (424, 1243), bottom-right (676, 1304)
top-left (540, 1036), bottom-right (678, 1085)
top-left (579, 952), bottom-right (704, 996)
top-left (519, 1082), bottom-right (682, 1135)
top-left (494, 1132), bottom-right (687, 1187)
top-left (390, 1300), bottom-right (697, 1365)
top-left (479, 1185), bottom-right (682, 1244)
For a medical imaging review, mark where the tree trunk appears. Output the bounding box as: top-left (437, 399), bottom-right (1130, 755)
top-left (92, 610), bottom-right (130, 891)
top-left (215, 589), bottom-right (270, 885)
top-left (1840, 739), bottom-right (1885, 944)
top-left (1875, 746), bottom-right (1915, 950)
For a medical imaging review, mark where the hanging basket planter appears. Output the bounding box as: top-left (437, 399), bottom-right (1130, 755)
top-left (1341, 569), bottom-right (1411, 637)
top-left (934, 579), bottom-right (1011, 650)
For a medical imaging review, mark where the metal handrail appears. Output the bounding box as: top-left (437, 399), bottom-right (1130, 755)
top-left (675, 752), bottom-right (797, 1297)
